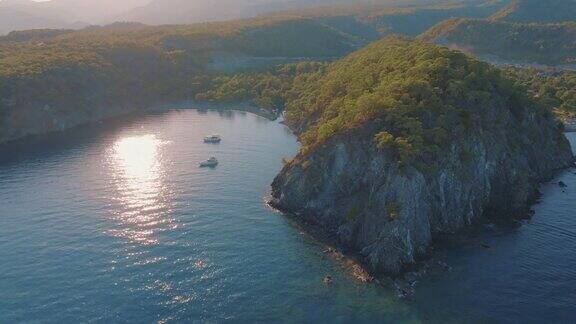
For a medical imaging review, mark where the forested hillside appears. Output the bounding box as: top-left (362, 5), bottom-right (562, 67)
top-left (420, 19), bottom-right (576, 66)
top-left (2, 0), bottom-right (573, 144)
top-left (420, 0), bottom-right (576, 67)
top-left (196, 62), bottom-right (328, 113)
top-left (505, 68), bottom-right (576, 120)
top-left (271, 0), bottom-right (508, 39)
top-left (0, 18), bottom-right (356, 142)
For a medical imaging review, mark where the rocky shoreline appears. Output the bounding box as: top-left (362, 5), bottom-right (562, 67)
top-left (271, 108), bottom-right (574, 277)
top-left (268, 195), bottom-right (497, 297)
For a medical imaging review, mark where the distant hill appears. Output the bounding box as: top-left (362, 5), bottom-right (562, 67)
top-left (0, 0), bottom-right (148, 34)
top-left (356, 1), bottom-right (508, 36)
top-left (117, 0), bottom-right (258, 25)
top-left (264, 0), bottom-right (508, 41)
top-left (420, 19), bottom-right (576, 67)
top-left (0, 7), bottom-right (66, 35)
top-left (490, 0), bottom-right (576, 23)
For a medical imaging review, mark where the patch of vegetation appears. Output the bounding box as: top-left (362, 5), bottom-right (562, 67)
top-left (196, 62), bottom-right (328, 112)
top-left (386, 201), bottom-right (400, 221)
top-left (345, 206), bottom-right (361, 222)
top-left (374, 131), bottom-right (395, 149)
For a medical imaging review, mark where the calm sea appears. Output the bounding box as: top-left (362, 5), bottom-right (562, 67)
top-left (1, 109), bottom-right (574, 323)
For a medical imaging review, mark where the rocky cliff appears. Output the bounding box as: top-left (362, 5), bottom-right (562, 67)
top-left (270, 37), bottom-right (574, 276)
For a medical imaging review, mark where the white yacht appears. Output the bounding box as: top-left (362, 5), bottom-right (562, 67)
top-left (203, 134), bottom-right (222, 143)
top-left (199, 157), bottom-right (219, 167)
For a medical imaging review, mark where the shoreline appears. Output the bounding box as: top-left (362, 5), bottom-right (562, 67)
top-left (146, 100), bottom-right (281, 121)
top-left (267, 131), bottom-right (576, 291)
top-left (267, 160), bottom-right (576, 295)
top-left (0, 101), bottom-right (279, 147)
top-left (267, 198), bottom-right (475, 297)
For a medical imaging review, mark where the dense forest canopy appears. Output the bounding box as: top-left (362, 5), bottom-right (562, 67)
top-left (505, 68), bottom-right (576, 120)
top-left (0, 18), bottom-right (356, 77)
top-left (0, 17), bottom-right (357, 140)
top-left (195, 62), bottom-right (328, 113)
top-left (0, 17), bottom-right (357, 116)
top-left (279, 37), bottom-right (546, 167)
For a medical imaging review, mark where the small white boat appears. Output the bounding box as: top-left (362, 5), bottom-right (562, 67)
top-left (199, 157), bottom-right (219, 167)
top-left (204, 134), bottom-right (222, 143)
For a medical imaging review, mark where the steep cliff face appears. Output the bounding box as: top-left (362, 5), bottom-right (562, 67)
top-left (271, 38), bottom-right (574, 275)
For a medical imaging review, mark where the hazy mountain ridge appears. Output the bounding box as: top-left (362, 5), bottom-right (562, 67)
top-left (0, 0), bottom-right (149, 34)
top-left (0, 0), bottom-right (505, 35)
top-left (420, 0), bottom-right (576, 67)
top-left (0, 7), bottom-right (67, 35)
top-left (490, 0), bottom-right (576, 23)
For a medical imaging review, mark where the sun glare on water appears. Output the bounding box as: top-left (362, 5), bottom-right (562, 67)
top-left (106, 134), bottom-right (176, 245)
top-left (115, 135), bottom-right (161, 183)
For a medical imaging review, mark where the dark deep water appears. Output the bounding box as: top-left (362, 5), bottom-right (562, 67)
top-left (0, 109), bottom-right (575, 323)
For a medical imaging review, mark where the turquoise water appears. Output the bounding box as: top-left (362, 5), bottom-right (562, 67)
top-left (0, 109), bottom-right (575, 323)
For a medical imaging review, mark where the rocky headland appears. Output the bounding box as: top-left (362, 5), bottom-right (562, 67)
top-left (270, 37), bottom-right (574, 276)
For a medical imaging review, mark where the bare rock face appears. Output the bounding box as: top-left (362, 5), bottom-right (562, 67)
top-left (271, 103), bottom-right (573, 275)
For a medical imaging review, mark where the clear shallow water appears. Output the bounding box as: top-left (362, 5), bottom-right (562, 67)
top-left (0, 109), bottom-right (575, 323)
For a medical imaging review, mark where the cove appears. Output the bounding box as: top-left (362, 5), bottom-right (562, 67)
top-left (0, 108), bottom-right (575, 323)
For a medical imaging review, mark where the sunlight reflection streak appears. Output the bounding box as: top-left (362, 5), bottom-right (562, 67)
top-left (106, 135), bottom-right (176, 245)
